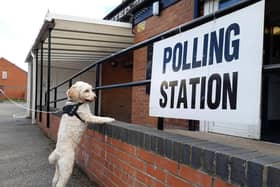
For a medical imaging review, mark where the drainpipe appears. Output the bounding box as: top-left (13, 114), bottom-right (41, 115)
top-left (26, 59), bottom-right (32, 118)
top-left (31, 51), bottom-right (37, 124)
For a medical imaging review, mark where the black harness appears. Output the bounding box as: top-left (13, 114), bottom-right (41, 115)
top-left (62, 103), bottom-right (86, 123)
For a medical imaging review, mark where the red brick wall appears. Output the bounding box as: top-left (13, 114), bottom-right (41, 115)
top-left (0, 57), bottom-right (27, 100)
top-left (36, 112), bottom-right (60, 141)
top-left (101, 53), bottom-right (133, 122)
top-left (133, 0), bottom-right (194, 43)
top-left (38, 113), bottom-right (237, 187)
top-left (132, 47), bottom-right (158, 127)
top-left (131, 0), bottom-right (196, 129)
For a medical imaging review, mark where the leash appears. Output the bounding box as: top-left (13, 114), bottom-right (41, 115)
top-left (0, 88), bottom-right (59, 114)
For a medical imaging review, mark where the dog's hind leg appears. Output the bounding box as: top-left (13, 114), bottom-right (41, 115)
top-left (52, 164), bottom-right (60, 187)
top-left (49, 149), bottom-right (60, 164)
top-left (55, 151), bottom-right (75, 187)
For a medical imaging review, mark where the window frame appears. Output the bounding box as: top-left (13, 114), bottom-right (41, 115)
top-left (2, 71), bottom-right (8, 80)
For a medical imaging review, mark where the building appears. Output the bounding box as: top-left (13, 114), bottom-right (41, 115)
top-left (25, 0), bottom-right (280, 186)
top-left (103, 0), bottom-right (280, 142)
top-left (0, 57), bottom-right (27, 100)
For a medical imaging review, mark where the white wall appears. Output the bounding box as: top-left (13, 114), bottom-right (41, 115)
top-left (38, 65), bottom-right (96, 110)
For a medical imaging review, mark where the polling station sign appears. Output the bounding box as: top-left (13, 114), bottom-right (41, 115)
top-left (149, 1), bottom-right (264, 124)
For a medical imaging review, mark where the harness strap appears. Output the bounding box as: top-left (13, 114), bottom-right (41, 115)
top-left (74, 113), bottom-right (85, 123)
top-left (62, 103), bottom-right (86, 123)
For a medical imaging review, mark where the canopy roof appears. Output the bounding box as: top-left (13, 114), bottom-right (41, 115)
top-left (25, 12), bottom-right (133, 69)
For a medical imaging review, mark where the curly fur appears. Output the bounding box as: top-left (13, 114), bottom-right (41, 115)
top-left (49, 81), bottom-right (114, 187)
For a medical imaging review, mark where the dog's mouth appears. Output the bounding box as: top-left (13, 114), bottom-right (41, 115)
top-left (84, 98), bottom-right (94, 102)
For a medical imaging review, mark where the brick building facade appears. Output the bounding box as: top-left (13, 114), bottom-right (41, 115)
top-left (102, 0), bottom-right (199, 129)
top-left (0, 57), bottom-right (27, 100)
top-left (131, 0), bottom-right (195, 129)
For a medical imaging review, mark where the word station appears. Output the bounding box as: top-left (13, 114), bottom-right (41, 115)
top-left (159, 23), bottom-right (240, 110)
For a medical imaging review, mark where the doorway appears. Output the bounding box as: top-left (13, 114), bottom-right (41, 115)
top-left (261, 0), bottom-right (280, 143)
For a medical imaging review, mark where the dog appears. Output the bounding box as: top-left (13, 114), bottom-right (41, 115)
top-left (48, 81), bottom-right (114, 187)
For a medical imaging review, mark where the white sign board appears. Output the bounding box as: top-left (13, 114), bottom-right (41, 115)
top-left (149, 1), bottom-right (265, 125)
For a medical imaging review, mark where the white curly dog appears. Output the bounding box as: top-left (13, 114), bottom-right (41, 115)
top-left (48, 81), bottom-right (114, 187)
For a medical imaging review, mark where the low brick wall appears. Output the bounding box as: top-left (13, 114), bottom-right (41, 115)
top-left (37, 112), bottom-right (280, 187)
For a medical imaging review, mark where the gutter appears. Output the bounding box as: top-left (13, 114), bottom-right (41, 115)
top-left (24, 19), bottom-right (55, 63)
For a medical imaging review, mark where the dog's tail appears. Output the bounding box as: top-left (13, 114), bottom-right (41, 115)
top-left (48, 149), bottom-right (60, 164)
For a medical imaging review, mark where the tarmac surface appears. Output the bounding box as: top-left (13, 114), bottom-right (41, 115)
top-left (0, 101), bottom-right (96, 187)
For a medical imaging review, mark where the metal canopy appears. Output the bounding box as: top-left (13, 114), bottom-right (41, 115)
top-left (25, 12), bottom-right (133, 68)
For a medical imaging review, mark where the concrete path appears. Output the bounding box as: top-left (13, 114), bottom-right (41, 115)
top-left (0, 102), bottom-right (96, 187)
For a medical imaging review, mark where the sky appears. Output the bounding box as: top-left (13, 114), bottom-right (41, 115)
top-left (0, 0), bottom-right (122, 71)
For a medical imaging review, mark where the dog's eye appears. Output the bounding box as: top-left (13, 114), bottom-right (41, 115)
top-left (84, 89), bottom-right (90, 93)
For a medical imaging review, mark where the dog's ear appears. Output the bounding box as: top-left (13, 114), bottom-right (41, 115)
top-left (66, 86), bottom-right (79, 101)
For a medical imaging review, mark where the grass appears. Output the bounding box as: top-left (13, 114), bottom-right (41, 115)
top-left (0, 99), bottom-right (26, 103)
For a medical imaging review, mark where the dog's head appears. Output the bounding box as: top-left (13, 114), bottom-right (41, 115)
top-left (66, 81), bottom-right (96, 103)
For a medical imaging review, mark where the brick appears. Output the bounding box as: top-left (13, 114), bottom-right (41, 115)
top-left (137, 148), bottom-right (157, 164)
top-left (267, 163), bottom-right (280, 187)
top-left (179, 165), bottom-right (212, 187)
top-left (97, 123), bottom-right (105, 134)
top-left (111, 138), bottom-right (124, 150)
top-left (146, 163), bottom-right (166, 181)
top-left (119, 127), bottom-right (129, 142)
top-left (247, 161), bottom-right (263, 187)
top-left (143, 133), bottom-right (152, 151)
top-left (122, 142), bottom-right (136, 155)
top-left (203, 149), bottom-right (215, 174)
top-left (94, 131), bottom-right (105, 142)
top-left (166, 174), bottom-right (193, 187)
top-left (88, 158), bottom-right (105, 180)
top-left (153, 180), bottom-right (166, 187)
top-left (104, 124), bottom-right (113, 137)
top-left (216, 152), bottom-right (229, 181)
top-left (125, 154), bottom-right (146, 171)
top-left (120, 172), bottom-right (134, 187)
top-left (230, 156), bottom-right (246, 185)
top-left (118, 158), bottom-right (136, 175)
top-left (191, 146), bottom-right (202, 169)
top-left (135, 180), bottom-right (146, 187)
top-left (105, 166), bottom-right (127, 187)
top-left (151, 134), bottom-right (158, 153)
top-left (163, 138), bottom-right (173, 159)
top-left (213, 177), bottom-right (238, 187)
top-left (127, 128), bottom-right (137, 146)
top-left (155, 156), bottom-right (179, 175)
top-left (171, 136), bottom-right (192, 162)
top-left (247, 155), bottom-right (280, 187)
top-left (112, 125), bottom-right (121, 140)
top-left (135, 170), bottom-right (154, 186)
top-left (181, 143), bottom-right (191, 165)
top-left (135, 130), bottom-right (145, 148)
top-left (150, 135), bottom-right (165, 155)
top-left (163, 135), bottom-right (193, 163)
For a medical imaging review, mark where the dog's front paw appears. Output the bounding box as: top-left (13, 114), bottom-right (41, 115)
top-left (103, 117), bottom-right (115, 123)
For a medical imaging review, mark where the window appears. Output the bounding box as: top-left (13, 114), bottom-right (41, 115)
top-left (203, 0), bottom-right (241, 16)
top-left (219, 0), bottom-right (241, 9)
top-left (270, 26), bottom-right (280, 64)
top-left (133, 0), bottom-right (179, 25)
top-left (2, 71), bottom-right (7, 80)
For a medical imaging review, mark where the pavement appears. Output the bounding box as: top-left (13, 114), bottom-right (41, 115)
top-left (0, 101), bottom-right (96, 187)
